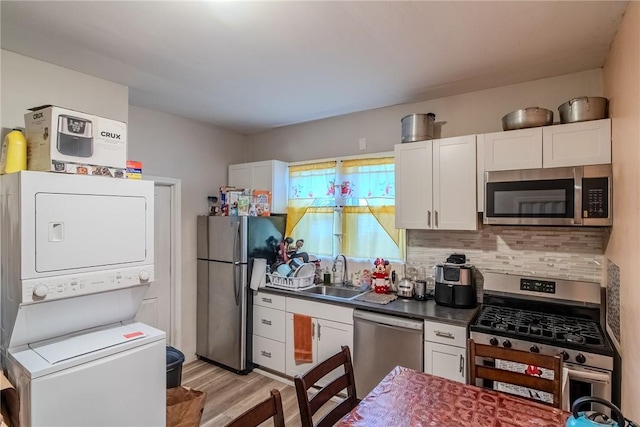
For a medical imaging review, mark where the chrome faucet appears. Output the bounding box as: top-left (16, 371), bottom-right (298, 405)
top-left (332, 254), bottom-right (349, 285)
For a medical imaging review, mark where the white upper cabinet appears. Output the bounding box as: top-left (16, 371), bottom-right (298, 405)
top-left (482, 119), bottom-right (611, 172)
top-left (433, 135), bottom-right (478, 230)
top-left (228, 163), bottom-right (253, 189)
top-left (483, 127), bottom-right (543, 171)
top-left (395, 136), bottom-right (477, 230)
top-left (228, 160), bottom-right (289, 214)
top-left (542, 119), bottom-right (611, 168)
top-left (394, 141), bottom-right (433, 229)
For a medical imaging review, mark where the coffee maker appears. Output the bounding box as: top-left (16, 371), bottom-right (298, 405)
top-left (434, 254), bottom-right (477, 308)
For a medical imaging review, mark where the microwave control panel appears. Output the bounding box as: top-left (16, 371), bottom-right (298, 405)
top-left (582, 177), bottom-right (609, 219)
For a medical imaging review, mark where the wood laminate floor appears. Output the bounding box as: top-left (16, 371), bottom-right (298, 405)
top-left (182, 360), bottom-right (338, 427)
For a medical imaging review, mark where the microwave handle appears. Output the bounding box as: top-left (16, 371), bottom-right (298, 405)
top-left (574, 167), bottom-right (584, 225)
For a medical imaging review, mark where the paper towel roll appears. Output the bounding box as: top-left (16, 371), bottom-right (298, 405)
top-left (250, 259), bottom-right (267, 291)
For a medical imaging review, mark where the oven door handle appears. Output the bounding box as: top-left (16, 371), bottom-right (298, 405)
top-left (566, 368), bottom-right (611, 384)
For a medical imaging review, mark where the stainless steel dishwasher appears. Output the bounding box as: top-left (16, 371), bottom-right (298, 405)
top-left (353, 310), bottom-right (424, 399)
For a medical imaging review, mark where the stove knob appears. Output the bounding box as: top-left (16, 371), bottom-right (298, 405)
top-left (503, 340), bottom-right (512, 349)
top-left (560, 351), bottom-right (570, 361)
top-left (489, 338), bottom-right (499, 346)
top-left (530, 345), bottom-right (539, 353)
top-left (576, 354), bottom-right (586, 364)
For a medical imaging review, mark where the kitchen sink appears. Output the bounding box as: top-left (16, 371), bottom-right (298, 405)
top-left (300, 285), bottom-right (368, 300)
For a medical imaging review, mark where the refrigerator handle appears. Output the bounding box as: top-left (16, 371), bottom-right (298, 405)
top-left (233, 220), bottom-right (241, 306)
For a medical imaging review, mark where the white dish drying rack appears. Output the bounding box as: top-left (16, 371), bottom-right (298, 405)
top-left (266, 272), bottom-right (316, 291)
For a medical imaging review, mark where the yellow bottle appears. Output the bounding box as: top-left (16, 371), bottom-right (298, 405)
top-left (2, 129), bottom-right (27, 174)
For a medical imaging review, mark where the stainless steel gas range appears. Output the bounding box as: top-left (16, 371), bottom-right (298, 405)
top-left (470, 272), bottom-right (615, 411)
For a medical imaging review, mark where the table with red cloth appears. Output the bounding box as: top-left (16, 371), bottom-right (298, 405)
top-left (338, 366), bottom-right (571, 427)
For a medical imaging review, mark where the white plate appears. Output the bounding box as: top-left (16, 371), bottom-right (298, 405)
top-left (294, 263), bottom-right (316, 278)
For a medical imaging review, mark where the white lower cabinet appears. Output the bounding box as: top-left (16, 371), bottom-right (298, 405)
top-left (253, 335), bottom-right (286, 372)
top-left (316, 319), bottom-right (354, 385)
top-left (252, 292), bottom-right (286, 373)
top-left (424, 320), bottom-right (468, 384)
top-left (285, 313), bottom-right (318, 378)
top-left (424, 342), bottom-right (466, 383)
top-left (285, 298), bottom-right (353, 385)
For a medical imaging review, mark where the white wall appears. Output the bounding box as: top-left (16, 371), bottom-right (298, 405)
top-left (247, 69), bottom-right (603, 161)
top-left (1, 50), bottom-right (249, 363)
top-left (128, 105), bottom-right (247, 361)
top-left (1, 49), bottom-right (128, 129)
top-left (603, 1), bottom-right (640, 417)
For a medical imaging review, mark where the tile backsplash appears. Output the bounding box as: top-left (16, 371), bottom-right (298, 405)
top-left (407, 225), bottom-right (606, 296)
top-left (606, 258), bottom-right (621, 346)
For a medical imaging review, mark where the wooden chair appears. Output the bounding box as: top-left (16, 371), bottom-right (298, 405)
top-left (468, 338), bottom-right (563, 408)
top-left (226, 388), bottom-right (285, 427)
top-left (294, 345), bottom-right (358, 427)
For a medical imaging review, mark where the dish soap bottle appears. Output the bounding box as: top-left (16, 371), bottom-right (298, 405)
top-left (1, 129), bottom-right (27, 174)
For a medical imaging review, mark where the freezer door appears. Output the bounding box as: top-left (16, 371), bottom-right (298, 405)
top-left (205, 216), bottom-right (245, 263)
top-left (247, 216), bottom-right (286, 266)
top-left (200, 260), bottom-right (248, 371)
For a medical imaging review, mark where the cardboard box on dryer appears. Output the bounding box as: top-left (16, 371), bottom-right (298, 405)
top-left (24, 105), bottom-right (127, 178)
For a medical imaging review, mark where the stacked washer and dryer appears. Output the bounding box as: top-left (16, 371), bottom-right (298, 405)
top-left (0, 171), bottom-right (166, 426)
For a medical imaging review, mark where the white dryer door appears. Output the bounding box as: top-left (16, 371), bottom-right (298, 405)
top-left (35, 193), bottom-right (147, 272)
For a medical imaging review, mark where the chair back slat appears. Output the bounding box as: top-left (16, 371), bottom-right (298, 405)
top-left (226, 389), bottom-right (285, 427)
top-left (468, 339), bottom-right (563, 409)
top-left (303, 351), bottom-right (348, 385)
top-left (316, 398), bottom-right (357, 427)
top-left (294, 346), bottom-right (358, 427)
top-left (308, 374), bottom-right (350, 413)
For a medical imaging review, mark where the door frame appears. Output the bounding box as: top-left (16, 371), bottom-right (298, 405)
top-left (145, 175), bottom-right (182, 349)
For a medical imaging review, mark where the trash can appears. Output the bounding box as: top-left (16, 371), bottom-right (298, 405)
top-left (166, 346), bottom-right (185, 389)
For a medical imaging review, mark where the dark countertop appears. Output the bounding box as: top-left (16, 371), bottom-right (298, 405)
top-left (256, 286), bottom-right (479, 327)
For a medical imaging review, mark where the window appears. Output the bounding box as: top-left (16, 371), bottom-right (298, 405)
top-left (286, 156), bottom-right (404, 263)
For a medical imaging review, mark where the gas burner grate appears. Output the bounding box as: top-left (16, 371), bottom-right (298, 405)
top-left (474, 305), bottom-right (605, 348)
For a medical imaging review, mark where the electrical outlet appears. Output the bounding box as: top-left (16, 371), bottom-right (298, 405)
top-left (358, 137), bottom-right (367, 150)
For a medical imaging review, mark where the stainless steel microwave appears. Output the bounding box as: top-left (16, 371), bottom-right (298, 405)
top-left (484, 164), bottom-right (612, 226)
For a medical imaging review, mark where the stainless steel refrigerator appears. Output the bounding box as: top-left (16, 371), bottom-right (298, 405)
top-left (196, 215), bottom-right (286, 373)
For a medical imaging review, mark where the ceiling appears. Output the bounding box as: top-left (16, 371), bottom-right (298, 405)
top-left (0, 1), bottom-right (628, 135)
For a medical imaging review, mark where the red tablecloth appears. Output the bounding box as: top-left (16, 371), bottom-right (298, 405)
top-left (338, 366), bottom-right (570, 427)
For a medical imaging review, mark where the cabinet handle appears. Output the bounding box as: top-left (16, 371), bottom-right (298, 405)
top-left (435, 210), bottom-right (439, 228)
top-left (435, 331), bottom-right (455, 339)
top-left (459, 354), bottom-right (464, 375)
top-left (312, 323), bottom-right (316, 338)
top-left (261, 350), bottom-right (272, 358)
top-left (262, 297), bottom-right (272, 304)
top-left (261, 319), bottom-right (272, 326)
top-left (318, 323), bottom-right (321, 340)
top-left (427, 211), bottom-right (432, 228)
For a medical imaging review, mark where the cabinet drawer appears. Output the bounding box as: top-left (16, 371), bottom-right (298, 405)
top-left (252, 335), bottom-right (285, 373)
top-left (253, 305), bottom-right (285, 342)
top-left (254, 292), bottom-right (286, 310)
top-left (424, 321), bottom-right (467, 347)
top-left (286, 297), bottom-right (353, 324)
